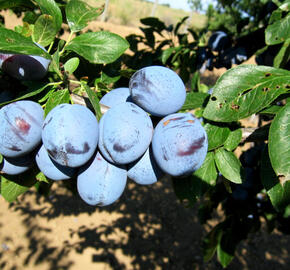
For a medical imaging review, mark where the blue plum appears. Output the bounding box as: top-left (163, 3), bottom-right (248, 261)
top-left (0, 100), bottom-right (44, 157)
top-left (0, 153), bottom-right (34, 175)
top-left (0, 44), bottom-right (50, 80)
top-left (36, 144), bottom-right (76, 181)
top-left (152, 113), bottom-right (208, 177)
top-left (208, 31), bottom-right (229, 52)
top-left (128, 146), bottom-right (164, 185)
top-left (98, 102), bottom-right (153, 164)
top-left (129, 66), bottom-right (186, 117)
top-left (42, 104), bottom-right (99, 168)
top-left (77, 151), bottom-right (127, 206)
top-left (100, 87), bottom-right (132, 108)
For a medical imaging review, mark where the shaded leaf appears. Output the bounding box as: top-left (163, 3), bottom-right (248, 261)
top-left (66, 31), bottom-right (129, 64)
top-left (203, 65), bottom-right (290, 122)
top-left (217, 230), bottom-right (235, 268)
top-left (0, 0), bottom-right (35, 9)
top-left (215, 148), bottom-right (243, 184)
top-left (274, 39), bottom-right (290, 68)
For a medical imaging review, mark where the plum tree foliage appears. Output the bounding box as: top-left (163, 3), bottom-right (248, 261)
top-left (0, 0), bottom-right (289, 268)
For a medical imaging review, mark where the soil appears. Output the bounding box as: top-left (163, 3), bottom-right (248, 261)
top-left (1, 10), bottom-right (290, 270)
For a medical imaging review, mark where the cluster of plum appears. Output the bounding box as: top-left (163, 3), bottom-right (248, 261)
top-left (0, 65), bottom-right (208, 206)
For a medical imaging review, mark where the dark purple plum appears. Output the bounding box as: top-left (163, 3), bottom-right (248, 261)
top-left (100, 87), bottom-right (132, 108)
top-left (208, 31), bottom-right (229, 52)
top-left (0, 153), bottom-right (34, 175)
top-left (129, 66), bottom-right (186, 117)
top-left (0, 43), bottom-right (50, 81)
top-left (152, 113), bottom-right (208, 177)
top-left (77, 151), bottom-right (127, 206)
top-left (98, 102), bottom-right (153, 164)
top-left (36, 144), bottom-right (76, 181)
top-left (0, 100), bottom-right (44, 158)
top-left (42, 104), bottom-right (99, 168)
top-left (128, 146), bottom-right (164, 185)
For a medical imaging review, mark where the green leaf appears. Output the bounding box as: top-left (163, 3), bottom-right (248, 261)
top-left (66, 0), bottom-right (104, 32)
top-left (44, 89), bottom-right (70, 116)
top-left (181, 92), bottom-right (209, 110)
top-left (266, 13), bottom-right (290, 45)
top-left (194, 152), bottom-right (218, 187)
top-left (36, 171), bottom-right (49, 183)
top-left (49, 47), bottom-right (63, 79)
top-left (0, 153), bottom-right (3, 164)
top-left (66, 31), bottom-right (129, 64)
top-left (0, 82), bottom-right (54, 107)
top-left (260, 105), bottom-right (283, 115)
top-left (0, 27), bottom-right (50, 58)
top-left (1, 173), bottom-right (37, 203)
top-left (274, 39), bottom-right (290, 68)
top-left (224, 129), bottom-right (242, 151)
top-left (0, 0), bottom-right (35, 9)
top-left (82, 84), bottom-right (102, 120)
top-left (204, 124), bottom-right (231, 151)
top-left (203, 65), bottom-right (290, 122)
top-left (140, 17), bottom-right (166, 33)
top-left (64, 57), bottom-right (80, 74)
top-left (33, 14), bottom-right (56, 47)
top-left (261, 145), bottom-right (290, 211)
top-left (217, 230), bottom-right (235, 268)
top-left (34, 0), bottom-right (62, 32)
top-left (161, 47), bottom-right (176, 64)
top-left (203, 224), bottom-right (223, 262)
top-left (269, 103), bottom-right (290, 183)
top-left (214, 148), bottom-right (243, 184)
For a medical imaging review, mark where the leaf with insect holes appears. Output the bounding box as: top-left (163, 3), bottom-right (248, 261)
top-left (0, 28), bottom-right (50, 58)
top-left (33, 14), bottom-right (57, 47)
top-left (66, 0), bottom-right (104, 32)
top-left (66, 31), bottom-right (129, 64)
top-left (269, 103), bottom-right (290, 183)
top-left (203, 65), bottom-right (290, 122)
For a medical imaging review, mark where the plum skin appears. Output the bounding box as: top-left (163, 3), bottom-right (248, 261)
top-left (0, 43), bottom-right (50, 80)
top-left (42, 104), bottom-right (99, 168)
top-left (152, 113), bottom-right (208, 177)
top-left (129, 66), bottom-right (186, 117)
top-left (127, 146), bottom-right (164, 185)
top-left (99, 87), bottom-right (132, 108)
top-left (0, 154), bottom-right (34, 175)
top-left (36, 144), bottom-right (76, 181)
top-left (77, 152), bottom-right (127, 206)
top-left (98, 102), bottom-right (153, 164)
top-left (0, 100), bottom-right (44, 158)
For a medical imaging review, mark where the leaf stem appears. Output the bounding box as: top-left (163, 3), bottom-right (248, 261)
top-left (59, 31), bottom-right (74, 56)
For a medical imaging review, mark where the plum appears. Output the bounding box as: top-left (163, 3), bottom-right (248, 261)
top-left (98, 102), bottom-right (153, 164)
top-left (0, 100), bottom-right (44, 158)
top-left (208, 31), bottom-right (229, 52)
top-left (99, 87), bottom-right (132, 108)
top-left (0, 43), bottom-right (50, 80)
top-left (128, 146), bottom-right (164, 185)
top-left (77, 151), bottom-right (127, 206)
top-left (42, 104), bottom-right (99, 168)
top-left (129, 66), bottom-right (186, 117)
top-left (0, 153), bottom-right (34, 175)
top-left (152, 113), bottom-right (208, 177)
top-left (36, 144), bottom-right (76, 181)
